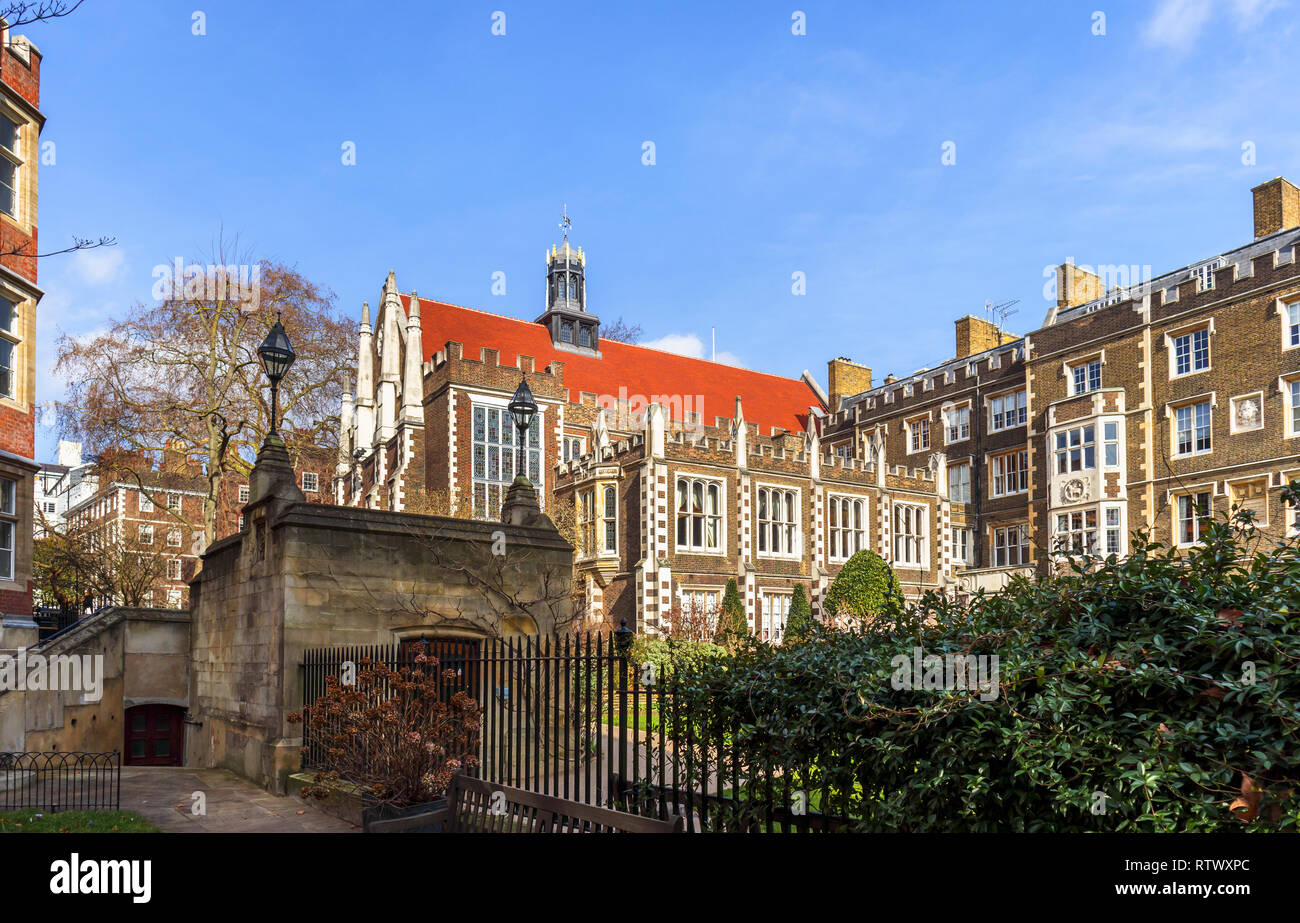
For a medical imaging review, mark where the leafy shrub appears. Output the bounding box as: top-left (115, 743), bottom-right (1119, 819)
top-left (630, 636), bottom-right (727, 681)
top-left (289, 650), bottom-right (481, 807)
top-left (822, 549), bottom-right (905, 627)
top-left (784, 583), bottom-right (814, 643)
top-left (713, 578), bottom-right (749, 649)
top-left (665, 498), bottom-right (1300, 832)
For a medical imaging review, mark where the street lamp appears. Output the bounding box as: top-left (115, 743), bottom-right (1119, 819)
top-left (507, 375), bottom-right (537, 480)
top-left (258, 312), bottom-right (296, 436)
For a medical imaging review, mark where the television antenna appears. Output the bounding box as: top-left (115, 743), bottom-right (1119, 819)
top-left (985, 298), bottom-right (1020, 338)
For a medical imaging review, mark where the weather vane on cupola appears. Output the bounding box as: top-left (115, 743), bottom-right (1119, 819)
top-left (559, 204), bottom-right (572, 243)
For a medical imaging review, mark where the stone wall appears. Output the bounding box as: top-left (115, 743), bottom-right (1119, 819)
top-left (186, 439), bottom-right (573, 793)
top-left (0, 607), bottom-right (190, 753)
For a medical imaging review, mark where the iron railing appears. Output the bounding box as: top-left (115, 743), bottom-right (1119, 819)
top-left (0, 751), bottom-right (121, 813)
top-left (300, 631), bottom-right (850, 832)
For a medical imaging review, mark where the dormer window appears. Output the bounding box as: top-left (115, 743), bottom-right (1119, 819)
top-left (579, 326), bottom-right (591, 348)
top-left (561, 321), bottom-right (574, 343)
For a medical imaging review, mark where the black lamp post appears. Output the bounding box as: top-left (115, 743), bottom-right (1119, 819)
top-left (258, 313), bottom-right (296, 437)
top-left (507, 375), bottom-right (537, 480)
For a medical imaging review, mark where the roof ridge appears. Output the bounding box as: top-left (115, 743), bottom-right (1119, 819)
top-left (405, 292), bottom-right (814, 388)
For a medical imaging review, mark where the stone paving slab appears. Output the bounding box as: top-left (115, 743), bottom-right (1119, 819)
top-left (119, 767), bottom-right (358, 833)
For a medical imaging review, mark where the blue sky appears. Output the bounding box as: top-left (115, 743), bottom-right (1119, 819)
top-left (29, 0), bottom-right (1300, 461)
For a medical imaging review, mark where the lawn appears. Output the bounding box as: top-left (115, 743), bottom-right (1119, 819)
top-left (0, 810), bottom-right (159, 833)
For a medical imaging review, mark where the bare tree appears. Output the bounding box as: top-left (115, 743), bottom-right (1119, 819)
top-left (1, 0), bottom-right (85, 28)
top-left (54, 241), bottom-right (352, 547)
top-left (600, 316), bottom-right (642, 344)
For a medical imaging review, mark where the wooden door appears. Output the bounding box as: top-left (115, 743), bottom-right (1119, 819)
top-left (124, 704), bottom-right (184, 766)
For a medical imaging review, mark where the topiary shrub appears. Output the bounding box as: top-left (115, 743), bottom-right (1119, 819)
top-left (713, 578), bottom-right (749, 649)
top-left (783, 583), bottom-right (814, 643)
top-left (822, 549), bottom-right (905, 627)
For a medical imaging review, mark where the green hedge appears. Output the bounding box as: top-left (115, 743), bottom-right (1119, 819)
top-left (665, 497), bottom-right (1300, 832)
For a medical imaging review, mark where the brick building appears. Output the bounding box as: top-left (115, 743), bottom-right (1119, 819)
top-left (822, 177), bottom-right (1300, 594)
top-left (336, 180), bottom-right (1300, 636)
top-left (0, 21), bottom-right (42, 620)
top-left (43, 439), bottom-right (333, 609)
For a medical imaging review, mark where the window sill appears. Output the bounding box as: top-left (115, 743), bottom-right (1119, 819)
top-left (1169, 368), bottom-right (1211, 381)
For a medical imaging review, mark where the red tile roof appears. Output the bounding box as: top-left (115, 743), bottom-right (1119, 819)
top-left (403, 295), bottom-right (822, 434)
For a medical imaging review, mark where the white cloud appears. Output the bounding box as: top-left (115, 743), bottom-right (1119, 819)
top-left (71, 245), bottom-right (126, 286)
top-left (1142, 0), bottom-right (1285, 51)
top-left (640, 332), bottom-right (744, 367)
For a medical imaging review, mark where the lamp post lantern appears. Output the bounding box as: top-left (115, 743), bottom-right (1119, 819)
top-left (258, 313), bottom-right (296, 437)
top-left (507, 375), bottom-right (537, 480)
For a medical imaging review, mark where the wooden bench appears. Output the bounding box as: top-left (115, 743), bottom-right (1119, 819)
top-left (367, 774), bottom-right (685, 833)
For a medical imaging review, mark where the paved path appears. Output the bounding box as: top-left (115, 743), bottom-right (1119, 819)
top-left (118, 767), bottom-right (357, 833)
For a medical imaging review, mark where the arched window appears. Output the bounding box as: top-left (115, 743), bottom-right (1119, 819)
top-left (568, 277), bottom-right (576, 298)
top-left (561, 321), bottom-right (574, 343)
top-left (578, 326), bottom-right (591, 347)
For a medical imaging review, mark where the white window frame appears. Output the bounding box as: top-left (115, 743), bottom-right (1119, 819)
top-left (0, 477), bottom-right (14, 581)
top-left (0, 105), bottom-right (21, 221)
top-left (1175, 491), bottom-right (1212, 547)
top-left (301, 471), bottom-right (318, 492)
top-left (167, 559), bottom-right (183, 581)
top-left (167, 528), bottom-right (182, 547)
top-left (992, 523), bottom-right (1030, 567)
top-left (990, 449), bottom-right (1029, 497)
top-left (1164, 320), bottom-right (1214, 379)
top-left (1104, 505), bottom-right (1124, 556)
top-left (675, 475), bottom-right (725, 555)
top-left (1172, 399), bottom-right (1213, 457)
top-left (238, 484), bottom-right (249, 503)
top-left (602, 484), bottom-right (617, 555)
top-left (945, 404), bottom-right (970, 444)
top-left (139, 492), bottom-right (154, 513)
top-left (760, 590), bottom-right (792, 644)
top-left (1277, 297), bottom-right (1300, 352)
top-left (1054, 425), bottom-right (1097, 474)
top-left (826, 494), bottom-right (867, 562)
top-left (907, 415), bottom-right (930, 454)
top-left (0, 288), bottom-right (19, 403)
top-left (1283, 375), bottom-right (1300, 439)
top-left (1053, 508), bottom-right (1098, 556)
top-left (892, 501), bottom-right (928, 569)
top-left (988, 389), bottom-right (1027, 432)
top-left (1102, 420), bottom-right (1121, 468)
top-left (756, 484), bottom-right (800, 558)
top-left (1068, 357), bottom-right (1102, 396)
top-left (950, 526), bottom-right (971, 565)
top-left (677, 586), bottom-right (722, 634)
top-left (138, 524), bottom-right (154, 545)
top-left (948, 462), bottom-right (971, 503)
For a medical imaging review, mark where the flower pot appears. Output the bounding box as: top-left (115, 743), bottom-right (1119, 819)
top-left (362, 796), bottom-right (449, 833)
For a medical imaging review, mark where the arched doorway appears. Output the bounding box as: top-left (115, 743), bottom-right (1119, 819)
top-left (124, 704), bottom-right (185, 766)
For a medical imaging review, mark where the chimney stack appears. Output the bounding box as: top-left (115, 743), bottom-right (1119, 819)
top-left (827, 357), bottom-right (872, 410)
top-left (1252, 177), bottom-right (1300, 238)
top-left (955, 315), bottom-right (1015, 359)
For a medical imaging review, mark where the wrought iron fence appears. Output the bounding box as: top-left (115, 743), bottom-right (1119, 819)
top-left (299, 631), bottom-right (850, 832)
top-left (0, 751), bottom-right (121, 813)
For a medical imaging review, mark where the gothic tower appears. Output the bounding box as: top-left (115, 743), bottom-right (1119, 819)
top-left (535, 207), bottom-right (600, 354)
